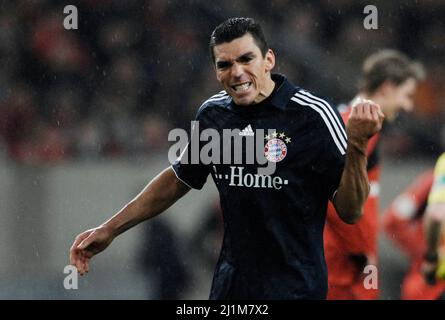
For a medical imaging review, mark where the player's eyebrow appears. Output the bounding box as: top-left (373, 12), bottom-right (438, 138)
top-left (216, 52), bottom-right (256, 69)
top-left (216, 60), bottom-right (232, 69)
top-left (236, 52), bottom-right (256, 62)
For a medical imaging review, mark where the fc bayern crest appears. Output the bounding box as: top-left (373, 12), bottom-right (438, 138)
top-left (264, 138), bottom-right (287, 162)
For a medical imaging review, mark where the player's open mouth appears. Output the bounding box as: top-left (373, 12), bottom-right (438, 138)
top-left (232, 82), bottom-right (252, 92)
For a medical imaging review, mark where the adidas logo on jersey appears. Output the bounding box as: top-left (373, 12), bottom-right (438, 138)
top-left (239, 124), bottom-right (254, 136)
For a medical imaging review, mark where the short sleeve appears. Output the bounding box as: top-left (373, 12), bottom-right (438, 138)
top-left (171, 112), bottom-right (212, 190)
top-left (428, 153), bottom-right (445, 205)
top-left (311, 100), bottom-right (347, 199)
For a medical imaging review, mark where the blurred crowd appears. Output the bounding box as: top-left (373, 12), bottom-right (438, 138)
top-left (1, 0), bottom-right (444, 163)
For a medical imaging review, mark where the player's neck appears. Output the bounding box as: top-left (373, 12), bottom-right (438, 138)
top-left (254, 76), bottom-right (276, 104)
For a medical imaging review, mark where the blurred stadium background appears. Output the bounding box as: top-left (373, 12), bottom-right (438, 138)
top-left (0, 0), bottom-right (444, 299)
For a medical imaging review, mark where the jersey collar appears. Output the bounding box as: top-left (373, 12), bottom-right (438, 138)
top-left (270, 73), bottom-right (296, 110)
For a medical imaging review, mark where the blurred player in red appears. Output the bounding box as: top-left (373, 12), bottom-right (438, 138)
top-left (324, 50), bottom-right (425, 299)
top-left (383, 169), bottom-right (445, 299)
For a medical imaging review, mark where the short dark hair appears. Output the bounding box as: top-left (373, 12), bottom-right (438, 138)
top-left (359, 49), bottom-right (425, 94)
top-left (209, 17), bottom-right (269, 64)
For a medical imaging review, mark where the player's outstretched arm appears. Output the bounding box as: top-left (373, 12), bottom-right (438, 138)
top-left (69, 166), bottom-right (190, 275)
top-left (333, 100), bottom-right (384, 224)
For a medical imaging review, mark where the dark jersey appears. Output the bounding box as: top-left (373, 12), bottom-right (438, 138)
top-left (172, 74), bottom-right (346, 299)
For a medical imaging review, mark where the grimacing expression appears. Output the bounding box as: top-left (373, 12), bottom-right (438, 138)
top-left (213, 33), bottom-right (275, 106)
top-left (385, 78), bottom-right (418, 121)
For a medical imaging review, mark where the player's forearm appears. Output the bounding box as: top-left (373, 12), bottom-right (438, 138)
top-left (101, 167), bottom-right (190, 238)
top-left (334, 138), bottom-right (370, 224)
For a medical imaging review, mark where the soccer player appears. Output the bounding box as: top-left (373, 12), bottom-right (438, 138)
top-left (70, 17), bottom-right (383, 299)
top-left (422, 153), bottom-right (445, 295)
top-left (383, 170), bottom-right (445, 299)
top-left (324, 50), bottom-right (425, 300)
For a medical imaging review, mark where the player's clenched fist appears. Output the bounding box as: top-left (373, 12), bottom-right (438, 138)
top-left (347, 98), bottom-right (385, 145)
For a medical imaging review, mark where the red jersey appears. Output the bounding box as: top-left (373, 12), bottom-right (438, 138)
top-left (383, 170), bottom-right (445, 299)
top-left (324, 105), bottom-right (380, 299)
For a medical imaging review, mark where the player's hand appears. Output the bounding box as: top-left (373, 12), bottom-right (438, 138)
top-left (70, 226), bottom-right (115, 276)
top-left (421, 260), bottom-right (438, 285)
top-left (347, 98), bottom-right (384, 149)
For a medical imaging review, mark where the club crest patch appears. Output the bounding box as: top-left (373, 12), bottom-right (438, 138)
top-left (264, 131), bottom-right (290, 163)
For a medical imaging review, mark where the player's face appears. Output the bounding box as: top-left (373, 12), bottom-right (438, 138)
top-left (213, 33), bottom-right (275, 106)
top-left (384, 78), bottom-right (418, 121)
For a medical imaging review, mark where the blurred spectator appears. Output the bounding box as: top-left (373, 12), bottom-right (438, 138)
top-left (0, 83), bottom-right (40, 163)
top-left (0, 1), bottom-right (443, 163)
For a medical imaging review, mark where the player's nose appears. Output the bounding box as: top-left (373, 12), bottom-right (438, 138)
top-left (230, 63), bottom-right (244, 79)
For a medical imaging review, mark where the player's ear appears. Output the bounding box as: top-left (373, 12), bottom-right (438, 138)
top-left (380, 80), bottom-right (396, 97)
top-left (215, 65), bottom-right (223, 81)
top-left (265, 49), bottom-right (275, 72)
top-left (215, 70), bottom-right (222, 81)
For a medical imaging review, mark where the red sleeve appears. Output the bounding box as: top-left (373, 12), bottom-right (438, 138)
top-left (382, 170), bottom-right (434, 258)
top-left (326, 184), bottom-right (378, 254)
